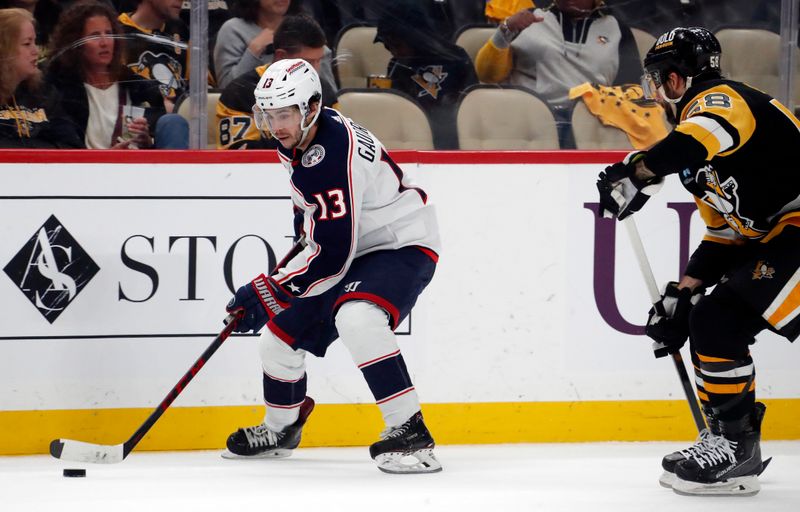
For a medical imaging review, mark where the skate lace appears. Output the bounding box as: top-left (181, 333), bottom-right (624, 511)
top-left (380, 422), bottom-right (411, 440)
top-left (243, 424), bottom-right (282, 448)
top-left (678, 428), bottom-right (717, 459)
top-left (689, 435), bottom-right (738, 469)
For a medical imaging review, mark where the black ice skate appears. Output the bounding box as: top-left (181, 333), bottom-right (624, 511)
top-left (659, 410), bottom-right (721, 488)
top-left (672, 402), bottom-right (769, 497)
top-left (369, 411), bottom-right (442, 474)
top-left (222, 397), bottom-right (315, 459)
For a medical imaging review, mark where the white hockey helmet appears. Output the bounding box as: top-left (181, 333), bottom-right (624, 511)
top-left (253, 58), bottom-right (322, 145)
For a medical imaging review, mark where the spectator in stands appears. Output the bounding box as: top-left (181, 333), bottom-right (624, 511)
top-left (119, 0), bottom-right (189, 112)
top-left (0, 8), bottom-right (83, 148)
top-left (374, 0), bottom-right (478, 149)
top-left (216, 13), bottom-right (336, 149)
top-left (179, 0), bottom-right (230, 82)
top-left (1, 0), bottom-right (57, 54)
top-left (475, 0), bottom-right (642, 148)
top-left (47, 0), bottom-right (188, 149)
top-left (214, 0), bottom-right (296, 88)
top-left (214, 0), bottom-right (337, 92)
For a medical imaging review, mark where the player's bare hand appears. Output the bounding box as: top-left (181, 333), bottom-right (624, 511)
top-left (505, 9), bottom-right (544, 32)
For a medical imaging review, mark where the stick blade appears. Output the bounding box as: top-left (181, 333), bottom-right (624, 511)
top-left (50, 439), bottom-right (124, 464)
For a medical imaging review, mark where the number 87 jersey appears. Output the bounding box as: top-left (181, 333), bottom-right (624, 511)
top-left (273, 106), bottom-right (441, 299)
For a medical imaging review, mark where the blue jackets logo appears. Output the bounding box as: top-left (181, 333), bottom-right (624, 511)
top-left (302, 144), bottom-right (326, 167)
top-left (3, 215), bottom-right (100, 323)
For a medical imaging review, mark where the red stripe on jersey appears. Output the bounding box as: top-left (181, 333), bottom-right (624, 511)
top-left (266, 321), bottom-right (295, 346)
top-left (415, 246), bottom-right (439, 263)
top-left (278, 180), bottom-right (320, 287)
top-left (299, 114), bottom-right (359, 297)
top-left (334, 292), bottom-right (401, 329)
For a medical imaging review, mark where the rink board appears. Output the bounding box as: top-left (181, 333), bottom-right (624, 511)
top-left (0, 150), bottom-right (798, 454)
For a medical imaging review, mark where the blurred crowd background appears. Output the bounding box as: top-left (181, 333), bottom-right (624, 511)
top-left (0, 0), bottom-right (797, 151)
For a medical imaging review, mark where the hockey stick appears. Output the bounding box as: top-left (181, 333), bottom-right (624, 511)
top-left (50, 239), bottom-right (306, 464)
top-left (50, 316), bottom-right (240, 463)
top-left (622, 216), bottom-right (707, 433)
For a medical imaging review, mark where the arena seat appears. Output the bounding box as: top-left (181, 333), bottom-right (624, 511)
top-left (176, 92), bottom-right (221, 149)
top-left (715, 28), bottom-right (784, 99)
top-left (631, 27), bottom-right (656, 62)
top-left (333, 24), bottom-right (392, 89)
top-left (336, 88), bottom-right (434, 150)
top-left (570, 101), bottom-right (634, 150)
top-left (453, 24), bottom-right (496, 66)
top-left (456, 85), bottom-right (559, 149)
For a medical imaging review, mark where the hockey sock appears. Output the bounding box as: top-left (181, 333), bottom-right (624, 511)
top-left (695, 351), bottom-right (755, 422)
top-left (262, 371), bottom-right (307, 431)
top-left (336, 300), bottom-right (420, 427)
top-left (259, 330), bottom-right (308, 431)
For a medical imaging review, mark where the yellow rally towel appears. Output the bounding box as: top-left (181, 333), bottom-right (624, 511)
top-left (569, 82), bottom-right (669, 149)
top-left (485, 0), bottom-right (535, 22)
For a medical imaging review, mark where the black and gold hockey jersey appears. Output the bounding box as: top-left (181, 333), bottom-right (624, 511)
top-left (646, 79), bottom-right (800, 242)
top-left (0, 83), bottom-right (83, 149)
top-left (216, 64), bottom-right (338, 150)
top-left (118, 13), bottom-right (189, 101)
top-left (643, 78), bottom-right (800, 283)
top-left (215, 65), bottom-right (272, 150)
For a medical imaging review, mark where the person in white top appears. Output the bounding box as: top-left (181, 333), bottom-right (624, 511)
top-left (46, 0), bottom-right (188, 149)
top-left (222, 58), bottom-right (442, 474)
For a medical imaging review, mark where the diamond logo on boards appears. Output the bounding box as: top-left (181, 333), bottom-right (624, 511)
top-left (4, 215), bottom-right (100, 323)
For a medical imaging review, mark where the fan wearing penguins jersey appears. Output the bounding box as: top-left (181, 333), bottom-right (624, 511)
top-left (221, 58), bottom-right (442, 475)
top-left (597, 27), bottom-right (800, 497)
top-left (215, 14), bottom-right (338, 149)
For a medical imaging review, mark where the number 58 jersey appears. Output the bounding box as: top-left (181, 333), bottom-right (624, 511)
top-left (273, 107), bottom-right (441, 298)
top-left (646, 78), bottom-right (800, 241)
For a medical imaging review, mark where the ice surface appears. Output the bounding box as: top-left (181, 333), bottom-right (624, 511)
top-left (1, 442), bottom-right (799, 511)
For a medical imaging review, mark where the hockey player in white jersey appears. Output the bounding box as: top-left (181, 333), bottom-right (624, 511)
top-left (221, 58), bottom-right (442, 474)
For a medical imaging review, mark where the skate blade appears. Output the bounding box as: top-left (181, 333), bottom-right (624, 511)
top-left (758, 457), bottom-right (772, 476)
top-left (672, 475), bottom-right (760, 497)
top-left (658, 470), bottom-right (677, 489)
top-left (221, 448), bottom-right (293, 460)
top-left (374, 448), bottom-right (443, 474)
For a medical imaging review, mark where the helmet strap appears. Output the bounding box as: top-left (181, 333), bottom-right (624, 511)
top-left (297, 101), bottom-right (321, 148)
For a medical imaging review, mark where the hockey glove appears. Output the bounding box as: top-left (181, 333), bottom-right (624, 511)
top-left (646, 282), bottom-right (704, 358)
top-left (597, 151), bottom-right (663, 220)
top-left (225, 274), bottom-right (292, 333)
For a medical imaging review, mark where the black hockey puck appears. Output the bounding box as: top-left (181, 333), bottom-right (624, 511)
top-left (63, 468), bottom-right (86, 477)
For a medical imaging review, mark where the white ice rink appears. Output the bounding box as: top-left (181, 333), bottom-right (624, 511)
top-left (2, 442), bottom-right (799, 511)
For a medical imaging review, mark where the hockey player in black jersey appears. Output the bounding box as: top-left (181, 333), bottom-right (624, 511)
top-left (597, 27), bottom-right (800, 496)
top-left (221, 58), bottom-right (442, 474)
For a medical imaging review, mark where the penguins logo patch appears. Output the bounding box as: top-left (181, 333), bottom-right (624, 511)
top-left (302, 144), bottom-right (325, 167)
top-left (752, 260), bottom-right (775, 280)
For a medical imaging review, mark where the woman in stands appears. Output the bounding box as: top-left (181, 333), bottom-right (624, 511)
top-left (214, 0), bottom-right (337, 95)
top-left (46, 0), bottom-right (187, 149)
top-left (0, 8), bottom-right (82, 148)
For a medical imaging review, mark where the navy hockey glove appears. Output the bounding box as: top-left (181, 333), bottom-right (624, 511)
top-left (597, 151), bottom-right (663, 220)
top-left (646, 282), bottom-right (704, 358)
top-left (225, 274), bottom-right (292, 333)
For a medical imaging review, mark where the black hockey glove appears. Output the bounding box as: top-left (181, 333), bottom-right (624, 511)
top-left (225, 274), bottom-right (292, 333)
top-left (597, 151), bottom-right (663, 220)
top-left (646, 282), bottom-right (704, 358)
